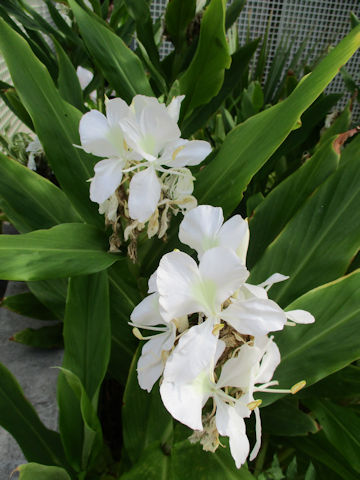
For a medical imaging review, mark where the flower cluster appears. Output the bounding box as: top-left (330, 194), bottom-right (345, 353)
top-left (130, 205), bottom-right (315, 468)
top-left (79, 95), bottom-right (211, 255)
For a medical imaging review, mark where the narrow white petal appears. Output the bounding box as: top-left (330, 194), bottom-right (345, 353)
top-left (215, 400), bottom-right (250, 469)
top-left (156, 251), bottom-right (203, 322)
top-left (137, 325), bottom-right (176, 392)
top-left (166, 95), bottom-right (185, 123)
top-left (148, 270), bottom-right (158, 293)
top-left (249, 407), bottom-right (262, 461)
top-left (179, 205), bottom-right (224, 257)
top-left (128, 167), bottom-right (161, 223)
top-left (258, 273), bottom-right (289, 290)
top-left (217, 344), bottom-right (262, 390)
top-left (130, 293), bottom-right (164, 327)
top-left (166, 139), bottom-right (211, 168)
top-left (106, 98), bottom-right (129, 127)
top-left (255, 337), bottom-right (281, 385)
top-left (221, 298), bottom-right (287, 337)
top-left (80, 110), bottom-right (120, 157)
top-left (76, 66), bottom-right (93, 90)
top-left (285, 309), bottom-right (315, 324)
top-left (198, 247), bottom-right (249, 313)
top-left (89, 158), bottom-right (124, 204)
top-left (218, 216), bottom-right (249, 264)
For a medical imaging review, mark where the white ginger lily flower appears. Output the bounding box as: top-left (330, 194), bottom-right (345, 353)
top-left (156, 246), bottom-right (249, 323)
top-left (26, 135), bottom-right (43, 170)
top-left (76, 66), bottom-right (97, 102)
top-left (130, 292), bottom-right (177, 392)
top-left (179, 205), bottom-right (249, 263)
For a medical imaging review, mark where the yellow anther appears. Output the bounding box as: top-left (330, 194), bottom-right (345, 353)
top-left (247, 399), bottom-right (262, 410)
top-left (123, 139), bottom-right (128, 151)
top-left (291, 380), bottom-right (306, 394)
top-left (132, 327), bottom-right (144, 340)
top-left (173, 248), bottom-right (180, 252)
top-left (212, 323), bottom-right (225, 336)
top-left (172, 145), bottom-right (185, 161)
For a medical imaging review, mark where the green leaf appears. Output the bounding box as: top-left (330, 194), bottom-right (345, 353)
top-left (290, 432), bottom-right (359, 480)
top-left (316, 102), bottom-right (352, 150)
top-left (122, 347), bottom-right (173, 464)
top-left (298, 365), bottom-right (360, 399)
top-left (263, 271), bottom-right (360, 406)
top-left (249, 144), bottom-right (360, 306)
top-left (0, 17), bottom-right (101, 225)
top-left (261, 398), bottom-right (317, 436)
top-left (307, 399), bottom-right (360, 472)
top-left (179, 0), bottom-right (231, 117)
top-left (28, 279), bottom-right (68, 321)
top-left (247, 136), bottom-right (339, 268)
top-left (0, 362), bottom-right (67, 466)
top-left (15, 463), bottom-right (71, 480)
top-left (58, 271), bottom-right (110, 469)
top-left (69, 0), bottom-right (153, 102)
top-left (0, 152), bottom-right (81, 234)
top-left (1, 292), bottom-right (56, 320)
top-left (165, 0), bottom-right (196, 51)
top-left (119, 443), bottom-right (169, 480)
top-left (54, 38), bottom-right (84, 111)
top-left (225, 0), bottom-right (246, 30)
top-left (194, 24), bottom-right (360, 215)
top-left (0, 87), bottom-right (34, 130)
top-left (0, 223), bottom-right (117, 281)
top-left (182, 39), bottom-right (259, 137)
top-left (11, 324), bottom-right (63, 349)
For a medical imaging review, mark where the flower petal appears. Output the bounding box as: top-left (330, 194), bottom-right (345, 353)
top-left (156, 251), bottom-right (203, 322)
top-left (255, 336), bottom-right (281, 385)
top-left (90, 158), bottom-right (124, 204)
top-left (249, 407), bottom-right (262, 461)
top-left (76, 66), bottom-right (93, 90)
top-left (285, 309), bottom-right (315, 324)
top-left (106, 98), bottom-right (129, 127)
top-left (258, 273), bottom-right (289, 290)
top-left (131, 293), bottom-right (164, 327)
top-left (80, 110), bottom-right (121, 157)
top-left (166, 95), bottom-right (185, 123)
top-left (218, 216), bottom-right (249, 264)
top-left (215, 401), bottom-right (250, 469)
top-left (221, 297), bottom-right (287, 337)
top-left (167, 139), bottom-right (211, 168)
top-left (179, 205), bottom-right (224, 257)
top-left (128, 167), bottom-right (161, 223)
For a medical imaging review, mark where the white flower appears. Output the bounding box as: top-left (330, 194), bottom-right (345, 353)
top-left (179, 205), bottom-right (249, 263)
top-left (76, 66), bottom-right (97, 102)
top-left (26, 135), bottom-right (43, 170)
top-left (156, 247), bottom-right (249, 323)
top-left (98, 193), bottom-right (119, 223)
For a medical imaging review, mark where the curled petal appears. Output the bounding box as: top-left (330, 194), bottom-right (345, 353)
top-left (90, 158), bottom-right (124, 204)
top-left (249, 407), bottom-right (262, 461)
top-left (258, 273), bottom-right (289, 290)
top-left (255, 336), bottom-right (281, 385)
top-left (285, 309), bottom-right (315, 324)
top-left (130, 293), bottom-right (164, 327)
top-left (128, 167), bottom-right (161, 223)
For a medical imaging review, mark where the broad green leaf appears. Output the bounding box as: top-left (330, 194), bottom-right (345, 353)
top-left (290, 432), bottom-right (359, 480)
top-left (0, 87), bottom-right (34, 130)
top-left (261, 398), bottom-right (317, 436)
top-left (69, 0), bottom-right (153, 102)
top-left (194, 24), bottom-right (360, 215)
top-left (58, 271), bottom-right (110, 469)
top-left (249, 147), bottom-right (360, 306)
top-left (340, 129), bottom-right (360, 164)
top-left (165, 0), bottom-right (196, 51)
top-left (299, 365), bottom-right (360, 399)
top-left (0, 362), bottom-right (67, 466)
top-left (0, 223), bottom-right (117, 281)
top-left (307, 400), bottom-right (360, 472)
top-left (0, 18), bottom-right (101, 225)
top-left (225, 0), bottom-right (246, 30)
top-left (28, 279), bottom-right (68, 321)
top-left (316, 101), bottom-right (352, 150)
top-left (262, 271), bottom-right (360, 407)
top-left (122, 347), bottom-right (172, 464)
top-left (182, 39), bottom-right (259, 137)
top-left (1, 292), bottom-right (56, 320)
top-left (179, 0), bottom-right (231, 117)
top-left (247, 136), bottom-right (339, 268)
top-left (11, 324), bottom-right (63, 349)
top-left (16, 463), bottom-right (71, 480)
top-left (0, 152), bottom-right (81, 234)
top-left (54, 38), bottom-right (84, 111)
top-left (119, 443), bottom-right (169, 480)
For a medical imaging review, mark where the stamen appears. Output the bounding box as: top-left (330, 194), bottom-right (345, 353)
top-left (285, 321), bottom-right (296, 326)
top-left (291, 380), bottom-right (306, 394)
top-left (122, 163), bottom-right (149, 173)
top-left (128, 322), bottom-right (167, 332)
top-left (247, 399), bottom-right (262, 410)
top-left (212, 324), bottom-right (224, 336)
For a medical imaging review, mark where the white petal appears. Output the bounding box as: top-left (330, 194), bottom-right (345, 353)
top-left (148, 270), bottom-right (158, 293)
top-left (166, 139), bottom-right (212, 168)
top-left (285, 309), bottom-right (315, 324)
top-left (258, 273), bottom-right (289, 290)
top-left (106, 98), bottom-right (129, 127)
top-left (80, 110), bottom-right (120, 158)
top-left (179, 205), bottom-right (224, 257)
top-left (249, 407), bottom-right (262, 461)
top-left (166, 95), bottom-right (185, 123)
top-left (76, 66), bottom-right (93, 90)
top-left (255, 337), bottom-right (281, 385)
top-left (128, 167), bottom-right (161, 223)
top-left (156, 251), bottom-right (203, 322)
top-left (90, 158), bottom-right (124, 204)
top-left (198, 247), bottom-right (249, 314)
top-left (137, 325), bottom-right (176, 392)
top-left (221, 298), bottom-right (287, 337)
top-left (217, 344), bottom-right (262, 390)
top-left (218, 216), bottom-right (249, 264)
top-left (215, 401), bottom-right (250, 469)
top-left (130, 293), bottom-right (164, 327)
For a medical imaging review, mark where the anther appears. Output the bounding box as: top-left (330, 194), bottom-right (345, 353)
top-left (247, 399), bottom-right (262, 410)
top-left (291, 380), bottom-right (306, 394)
